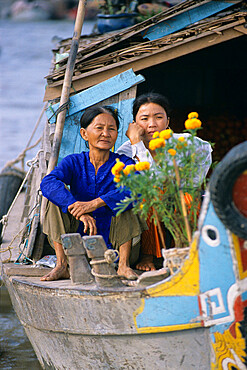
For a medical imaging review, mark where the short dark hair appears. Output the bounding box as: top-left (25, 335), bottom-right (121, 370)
top-left (133, 93), bottom-right (171, 121)
top-left (80, 106), bottom-right (120, 130)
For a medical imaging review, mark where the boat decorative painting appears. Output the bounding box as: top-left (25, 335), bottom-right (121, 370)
top-left (1, 1), bottom-right (247, 369)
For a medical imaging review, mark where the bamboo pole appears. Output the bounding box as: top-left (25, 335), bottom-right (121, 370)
top-left (40, 0), bottom-right (87, 225)
top-left (47, 0), bottom-right (87, 175)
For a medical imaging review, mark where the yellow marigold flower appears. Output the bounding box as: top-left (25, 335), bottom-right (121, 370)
top-left (185, 118), bottom-right (202, 130)
top-left (192, 119), bottom-right (202, 129)
top-left (149, 138), bottom-right (166, 150)
top-left (123, 164), bottom-right (135, 176)
top-left (135, 161), bottom-right (151, 171)
top-left (159, 129), bottom-right (173, 140)
top-left (178, 136), bottom-right (185, 142)
top-left (140, 204), bottom-right (144, 210)
top-left (168, 149), bottom-right (176, 156)
top-left (188, 112), bottom-right (199, 119)
top-left (114, 176), bottom-right (120, 183)
top-left (152, 131), bottom-right (160, 138)
top-left (111, 161), bottom-right (125, 175)
top-left (185, 119), bottom-right (194, 130)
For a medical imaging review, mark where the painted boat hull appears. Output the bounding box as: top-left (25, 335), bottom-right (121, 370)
top-left (3, 276), bottom-right (211, 369)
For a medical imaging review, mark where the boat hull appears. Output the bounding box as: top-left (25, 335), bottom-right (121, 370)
top-left (3, 276), bottom-right (211, 369)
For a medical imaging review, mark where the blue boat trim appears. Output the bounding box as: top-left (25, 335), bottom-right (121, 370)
top-left (142, 1), bottom-right (240, 41)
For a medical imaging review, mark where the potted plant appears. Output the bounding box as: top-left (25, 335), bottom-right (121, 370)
top-left (97, 0), bottom-right (138, 34)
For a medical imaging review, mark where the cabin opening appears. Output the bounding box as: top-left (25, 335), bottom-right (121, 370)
top-left (137, 36), bottom-right (247, 162)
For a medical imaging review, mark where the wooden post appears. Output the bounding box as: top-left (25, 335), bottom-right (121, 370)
top-left (47, 0), bottom-right (87, 174)
top-left (83, 235), bottom-right (124, 288)
top-left (61, 233), bottom-right (94, 285)
top-left (40, 0), bottom-right (86, 225)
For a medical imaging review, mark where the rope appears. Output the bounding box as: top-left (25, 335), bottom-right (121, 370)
top-left (90, 249), bottom-right (120, 279)
top-left (0, 197), bottom-right (41, 263)
top-left (0, 151), bottom-right (43, 232)
top-left (90, 249), bottom-right (119, 265)
top-left (91, 269), bottom-right (121, 279)
top-left (2, 136), bottom-right (42, 170)
top-left (48, 101), bottom-right (70, 124)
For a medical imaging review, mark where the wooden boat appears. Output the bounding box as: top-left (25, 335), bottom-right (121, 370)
top-left (1, 1), bottom-right (247, 369)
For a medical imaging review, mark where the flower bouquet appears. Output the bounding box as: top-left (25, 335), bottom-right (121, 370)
top-left (112, 113), bottom-right (211, 250)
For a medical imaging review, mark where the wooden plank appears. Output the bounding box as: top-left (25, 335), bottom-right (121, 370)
top-left (46, 69), bottom-right (145, 123)
top-left (3, 263), bottom-right (51, 277)
top-left (234, 24), bottom-right (247, 35)
top-left (44, 18), bottom-right (245, 101)
top-left (57, 86), bottom-right (137, 162)
top-left (143, 0), bottom-right (240, 41)
top-left (45, 0), bottom-right (198, 82)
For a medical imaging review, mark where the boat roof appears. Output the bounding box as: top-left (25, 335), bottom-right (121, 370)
top-left (43, 0), bottom-right (247, 101)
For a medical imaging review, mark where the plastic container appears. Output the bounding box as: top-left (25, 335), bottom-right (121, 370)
top-left (97, 13), bottom-right (137, 34)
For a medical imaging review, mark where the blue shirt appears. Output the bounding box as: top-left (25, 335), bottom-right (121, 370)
top-left (40, 151), bottom-right (135, 248)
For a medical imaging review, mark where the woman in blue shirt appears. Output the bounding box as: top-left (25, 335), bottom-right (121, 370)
top-left (40, 106), bottom-right (143, 281)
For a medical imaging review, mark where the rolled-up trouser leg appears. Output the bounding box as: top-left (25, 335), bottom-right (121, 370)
top-left (43, 200), bottom-right (79, 247)
top-left (109, 209), bottom-right (147, 267)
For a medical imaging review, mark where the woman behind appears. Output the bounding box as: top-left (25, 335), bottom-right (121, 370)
top-left (40, 106), bottom-right (144, 281)
top-left (117, 93), bottom-right (212, 271)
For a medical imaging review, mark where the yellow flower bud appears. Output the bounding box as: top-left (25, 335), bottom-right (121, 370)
top-left (159, 129), bottom-right (173, 140)
top-left (178, 136), bottom-right (185, 142)
top-left (114, 176), bottom-right (120, 183)
top-left (185, 118), bottom-right (202, 130)
top-left (135, 161), bottom-right (151, 171)
top-left (185, 119), bottom-right (194, 130)
top-left (152, 131), bottom-right (160, 138)
top-left (168, 149), bottom-right (176, 156)
top-left (188, 112), bottom-right (199, 119)
top-left (192, 119), bottom-right (202, 129)
top-left (111, 161), bottom-right (125, 175)
top-left (123, 164), bottom-right (135, 175)
top-left (149, 138), bottom-right (166, 150)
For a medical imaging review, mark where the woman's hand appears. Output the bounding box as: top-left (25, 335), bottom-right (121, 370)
top-left (79, 214), bottom-right (97, 236)
top-left (126, 121), bottom-right (145, 145)
top-left (68, 198), bottom-right (105, 219)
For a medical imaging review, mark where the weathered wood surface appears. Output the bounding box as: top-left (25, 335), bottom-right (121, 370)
top-left (2, 191), bottom-right (247, 369)
top-left (2, 272), bottom-right (211, 369)
top-left (3, 263), bottom-right (51, 277)
top-left (46, 70), bottom-right (142, 162)
top-left (62, 233), bottom-right (94, 285)
top-left (143, 0), bottom-right (240, 41)
top-left (44, 10), bottom-right (247, 100)
top-left (82, 235), bottom-right (124, 288)
top-left (25, 325), bottom-right (210, 370)
top-left (46, 0), bottom-right (198, 78)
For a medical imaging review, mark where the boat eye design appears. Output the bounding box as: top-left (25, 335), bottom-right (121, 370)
top-left (202, 225), bottom-right (220, 247)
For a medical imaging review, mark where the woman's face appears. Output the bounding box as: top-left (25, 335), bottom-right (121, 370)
top-left (135, 103), bottom-right (169, 143)
top-left (80, 113), bottom-right (118, 151)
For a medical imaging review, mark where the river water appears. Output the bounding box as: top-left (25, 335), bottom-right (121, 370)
top-left (0, 19), bottom-right (95, 369)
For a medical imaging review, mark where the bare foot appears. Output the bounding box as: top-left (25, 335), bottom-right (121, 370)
top-left (117, 265), bottom-right (138, 280)
top-left (136, 254), bottom-right (156, 271)
top-left (40, 265), bottom-right (70, 281)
